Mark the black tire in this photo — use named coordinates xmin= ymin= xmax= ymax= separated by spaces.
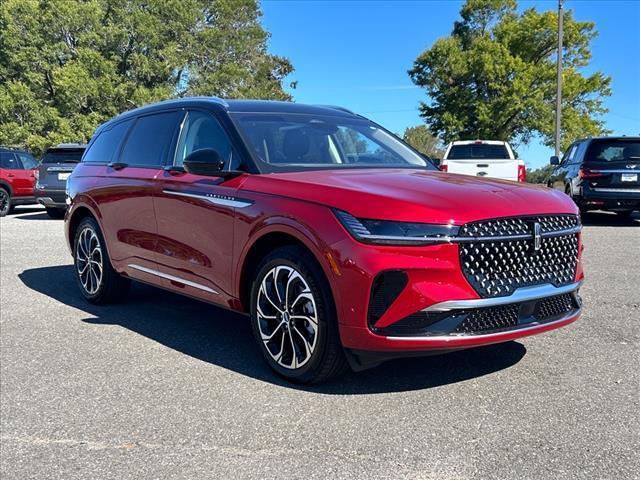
xmin=73 ymin=216 xmax=130 ymax=304
xmin=46 ymin=207 xmax=66 ymax=219
xmin=250 ymin=245 xmax=348 ymax=384
xmin=0 ymin=188 xmax=11 ymax=217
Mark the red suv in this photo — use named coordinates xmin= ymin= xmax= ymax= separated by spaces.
xmin=65 ymin=98 xmax=584 ymax=383
xmin=1 ymin=147 xmax=39 ymax=216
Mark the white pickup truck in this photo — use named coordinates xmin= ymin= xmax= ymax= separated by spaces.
xmin=440 ymin=140 xmax=526 ymax=182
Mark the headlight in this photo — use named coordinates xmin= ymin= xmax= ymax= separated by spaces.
xmin=334 ymin=210 xmax=459 ymax=246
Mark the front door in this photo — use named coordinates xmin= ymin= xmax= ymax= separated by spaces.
xmin=153 ymin=110 xmax=246 ymax=304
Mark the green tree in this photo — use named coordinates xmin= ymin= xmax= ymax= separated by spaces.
xmin=409 ymin=0 xmax=611 ymax=151
xmin=0 ymin=0 xmax=293 ymax=156
xmin=526 ymin=163 xmax=555 ymax=184
xmin=402 ymin=125 xmax=445 ymax=159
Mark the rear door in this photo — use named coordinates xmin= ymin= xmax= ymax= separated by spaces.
xmin=0 ymin=152 xmax=34 ymax=196
xmin=86 ymin=111 xmax=182 ymax=277
xmin=153 ymin=109 xmax=243 ymax=301
xmin=444 ymin=142 xmax=518 ymax=180
xmin=582 ymin=138 xmax=640 ymax=191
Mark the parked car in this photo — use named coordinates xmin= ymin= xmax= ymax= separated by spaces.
xmin=0 ymin=146 xmax=39 ymax=217
xmin=440 ymin=140 xmax=526 ymax=182
xmin=548 ymin=136 xmax=640 ymax=217
xmin=65 ymin=98 xmax=584 ymax=383
xmin=35 ymin=143 xmax=86 ymax=218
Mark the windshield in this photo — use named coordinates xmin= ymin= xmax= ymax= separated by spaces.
xmin=585 ymin=139 xmax=640 ymax=163
xmin=41 ymin=149 xmax=85 ymax=164
xmin=447 ymin=144 xmax=510 ymax=160
xmin=231 ymin=113 xmax=433 ymax=172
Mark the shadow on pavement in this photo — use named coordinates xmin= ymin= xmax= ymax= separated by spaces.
xmin=13 ymin=212 xmax=58 ymax=221
xmin=19 ymin=265 xmax=526 ymax=394
xmin=581 ymin=210 xmax=639 ymax=227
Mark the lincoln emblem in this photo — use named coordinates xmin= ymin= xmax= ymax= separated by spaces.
xmin=533 ymin=222 xmax=542 ymax=251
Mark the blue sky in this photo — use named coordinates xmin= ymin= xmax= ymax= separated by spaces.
xmin=260 ymin=0 xmax=640 ymax=169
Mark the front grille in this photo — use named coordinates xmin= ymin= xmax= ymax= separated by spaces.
xmin=453 ymin=293 xmax=578 ymax=335
xmin=534 ymin=293 xmax=575 ymax=320
xmin=459 ymin=215 xmax=579 ymax=298
xmin=454 ymin=304 xmax=520 ymax=334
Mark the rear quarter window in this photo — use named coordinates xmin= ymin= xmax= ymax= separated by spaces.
xmin=119 ymin=111 xmax=181 ymax=167
xmin=84 ymin=119 xmax=133 ymax=163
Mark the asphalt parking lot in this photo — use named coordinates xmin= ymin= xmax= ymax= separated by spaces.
xmin=1 ymin=207 xmax=638 ymax=480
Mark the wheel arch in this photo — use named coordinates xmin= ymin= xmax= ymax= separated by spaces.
xmin=0 ymin=180 xmax=13 ymax=196
xmin=236 ymin=224 xmax=336 ymax=314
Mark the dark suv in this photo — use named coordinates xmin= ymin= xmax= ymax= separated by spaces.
xmin=548 ymin=137 xmax=640 ymax=217
xmin=35 ymin=144 xmax=86 ymax=218
xmin=0 ymin=147 xmax=39 ymax=216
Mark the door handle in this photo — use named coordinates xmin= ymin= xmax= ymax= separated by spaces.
xmin=7 ymin=173 xmax=14 ymax=177
xmin=163 ymin=165 xmax=186 ymax=176
xmin=107 ymin=162 xmax=128 ymax=170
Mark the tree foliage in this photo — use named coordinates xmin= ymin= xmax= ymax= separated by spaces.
xmin=0 ymin=0 xmax=293 ymax=155
xmin=409 ymin=0 xmax=611 ymax=151
xmin=526 ymin=163 xmax=555 ymax=184
xmin=402 ymin=125 xmax=445 ymax=159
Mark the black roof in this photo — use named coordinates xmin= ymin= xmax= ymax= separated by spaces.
xmin=101 ymin=97 xmax=360 ymax=132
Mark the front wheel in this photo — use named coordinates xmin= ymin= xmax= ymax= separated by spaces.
xmin=250 ymin=246 xmax=348 ymax=384
xmin=73 ymin=217 xmax=130 ymax=304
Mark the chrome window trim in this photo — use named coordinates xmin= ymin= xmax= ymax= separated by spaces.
xmin=422 ymin=281 xmax=582 ymax=313
xmin=128 ymin=264 xmax=218 ymax=294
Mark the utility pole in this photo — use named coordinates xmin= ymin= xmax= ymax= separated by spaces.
xmin=555 ymin=0 xmax=564 ymax=157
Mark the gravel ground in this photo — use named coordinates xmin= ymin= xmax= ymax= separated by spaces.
xmin=1 ymin=207 xmax=638 ymax=480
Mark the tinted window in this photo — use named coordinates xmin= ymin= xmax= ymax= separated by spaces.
xmin=0 ymin=152 xmax=20 ymax=169
xmin=41 ymin=149 xmax=85 ymax=164
xmin=120 ymin=112 xmax=180 ymax=167
xmin=447 ymin=144 xmax=510 ymax=160
xmin=585 ymin=139 xmax=640 ymax=163
xmin=84 ymin=120 xmax=132 ymax=163
xmin=17 ymin=153 xmax=38 ymax=169
xmin=174 ymin=111 xmax=231 ymax=167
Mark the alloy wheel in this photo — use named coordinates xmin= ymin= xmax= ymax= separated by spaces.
xmin=0 ymin=190 xmax=9 ymax=215
xmin=76 ymin=226 xmax=103 ymax=295
xmin=256 ymin=265 xmax=318 ymax=369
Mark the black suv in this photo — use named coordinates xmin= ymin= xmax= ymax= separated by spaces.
xmin=35 ymin=144 xmax=86 ymax=218
xmin=548 ymin=137 xmax=640 ymax=217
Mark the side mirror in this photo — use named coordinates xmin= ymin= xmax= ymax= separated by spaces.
xmin=550 ymin=155 xmax=560 ymax=166
xmin=183 ymin=148 xmax=225 ymax=176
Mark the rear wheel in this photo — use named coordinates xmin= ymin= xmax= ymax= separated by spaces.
xmin=0 ymin=188 xmax=11 ymax=217
xmin=73 ymin=217 xmax=130 ymax=304
xmin=250 ymin=246 xmax=348 ymax=384
xmin=46 ymin=207 xmax=66 ymax=219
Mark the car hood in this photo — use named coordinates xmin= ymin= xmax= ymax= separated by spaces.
xmin=239 ymin=169 xmax=578 ymax=225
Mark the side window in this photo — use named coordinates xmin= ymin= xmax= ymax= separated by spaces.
xmin=174 ymin=111 xmax=232 ymax=167
xmin=0 ymin=152 xmax=20 ymax=170
xmin=84 ymin=120 xmax=133 ymax=163
xmin=17 ymin=153 xmax=38 ymax=169
xmin=120 ymin=111 xmax=181 ymax=167
xmin=572 ymin=142 xmax=587 ymax=164
xmin=560 ymin=144 xmax=576 ymax=166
